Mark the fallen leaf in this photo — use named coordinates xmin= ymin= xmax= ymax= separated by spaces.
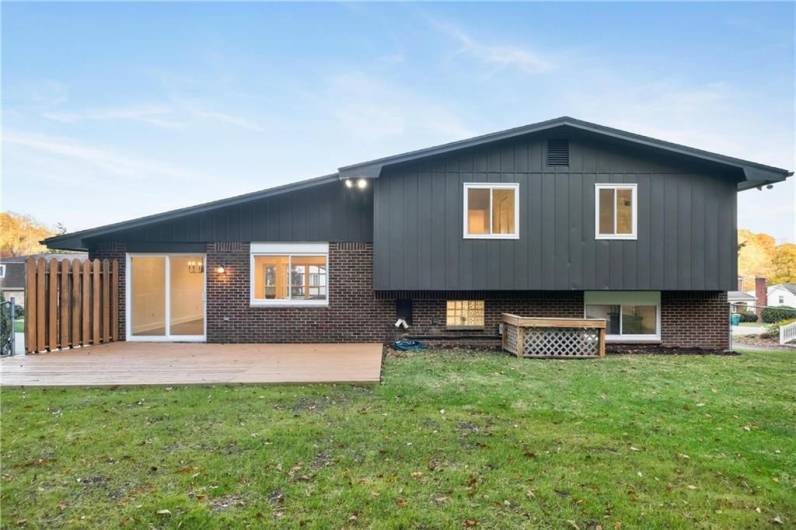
xmin=464 ymin=519 xmax=479 ymax=527
xmin=772 ymin=516 xmax=784 ymax=525
xmin=156 ymin=509 xmax=171 ymax=516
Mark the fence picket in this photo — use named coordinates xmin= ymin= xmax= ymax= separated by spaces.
xmin=92 ymin=259 xmax=101 ymax=344
xmin=36 ymin=259 xmax=46 ymax=350
xmin=60 ymin=260 xmax=70 ymax=348
xmin=25 ymin=258 xmax=37 ymax=353
xmin=24 ymin=257 xmax=119 ymax=354
xmin=48 ymin=259 xmax=58 ymax=351
xmin=102 ymin=259 xmax=110 ymax=342
xmin=71 ymin=258 xmax=82 ymax=346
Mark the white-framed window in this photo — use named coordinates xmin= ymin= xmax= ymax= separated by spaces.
xmin=463 ymin=183 xmax=519 ymax=239
xmin=250 ymin=243 xmax=329 ymax=307
xmin=595 ymin=183 xmax=637 ymax=240
xmin=0 ymin=264 xmax=5 ymax=279
xmin=446 ymin=300 xmax=485 ymax=328
xmin=584 ymin=291 xmax=660 ymax=342
xmin=780 ymin=295 xmax=785 ymax=305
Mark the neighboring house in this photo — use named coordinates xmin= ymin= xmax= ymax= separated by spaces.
xmin=0 ymin=253 xmax=88 ymax=308
xmin=768 ymin=284 xmax=796 ymax=308
xmin=727 ymin=291 xmax=756 ymax=313
xmin=44 ymin=117 xmax=793 ymax=351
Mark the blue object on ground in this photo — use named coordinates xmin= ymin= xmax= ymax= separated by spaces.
xmin=393 ymin=339 xmax=426 ymax=351
xmin=730 ymin=313 xmax=741 ymax=327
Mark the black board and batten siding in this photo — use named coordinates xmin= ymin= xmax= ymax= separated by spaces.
xmin=88 ymin=182 xmax=372 ymax=250
xmin=373 ymin=134 xmax=738 ymax=292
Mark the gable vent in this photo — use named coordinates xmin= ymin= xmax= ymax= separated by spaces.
xmin=546 ymin=139 xmax=569 ymax=166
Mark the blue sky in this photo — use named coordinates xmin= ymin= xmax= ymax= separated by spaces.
xmin=2 ymin=2 xmax=794 ymax=242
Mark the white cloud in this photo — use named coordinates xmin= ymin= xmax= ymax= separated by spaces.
xmin=3 ymin=130 xmax=201 ymax=182
xmin=429 ymin=18 xmax=552 ymax=75
xmin=41 ymin=102 xmax=264 ymax=132
xmin=322 ymin=72 xmax=474 ymax=144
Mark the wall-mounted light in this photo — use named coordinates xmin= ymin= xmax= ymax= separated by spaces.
xmin=344 ymin=179 xmax=354 ymax=188
xmin=215 ymin=266 xmax=226 ymax=274
xmin=187 ymin=260 xmax=204 ymax=274
xmin=356 ymin=178 xmax=367 ymax=189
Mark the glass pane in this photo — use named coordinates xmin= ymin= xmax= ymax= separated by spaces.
xmin=492 ymin=188 xmax=516 ymax=235
xmin=169 ymin=256 xmax=204 ymax=336
xmin=622 ymin=305 xmax=657 ymax=335
xmin=130 ymin=257 xmax=166 ymax=336
xmin=446 ymin=300 xmax=485 ymax=328
xmin=467 ymin=188 xmax=490 ymax=234
xmin=253 ymin=256 xmax=289 ymax=300
xmin=616 ymin=188 xmax=633 ymax=234
xmin=598 ymin=188 xmax=615 ymax=235
xmin=290 ymin=256 xmax=327 ymax=300
xmin=585 ymin=304 xmax=620 ymax=334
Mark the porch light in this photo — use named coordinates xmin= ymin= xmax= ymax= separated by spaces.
xmin=215 ymin=266 xmax=225 ymax=274
xmin=356 ymin=178 xmax=367 ymax=189
xmin=344 ymin=179 xmax=353 ymax=188
xmin=187 ymin=260 xmax=204 ymax=274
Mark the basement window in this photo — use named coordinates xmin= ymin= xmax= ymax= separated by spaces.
xmin=584 ymin=291 xmax=660 ymax=342
xmin=463 ymin=183 xmax=519 ymax=239
xmin=446 ymin=300 xmax=485 ymax=329
xmin=595 ymin=183 xmax=637 ymax=240
xmin=250 ymin=243 xmax=329 ymax=306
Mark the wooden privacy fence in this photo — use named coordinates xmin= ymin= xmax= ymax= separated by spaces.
xmin=25 ymin=257 xmax=119 ymax=354
xmin=502 ymin=314 xmax=606 ymax=358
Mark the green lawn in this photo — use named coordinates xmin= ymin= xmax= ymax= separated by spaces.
xmin=14 ymin=319 xmax=24 ymax=333
xmin=2 ymin=349 xmax=794 ymax=529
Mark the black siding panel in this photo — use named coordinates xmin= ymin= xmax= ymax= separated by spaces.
xmin=374 ymin=134 xmax=738 ymax=291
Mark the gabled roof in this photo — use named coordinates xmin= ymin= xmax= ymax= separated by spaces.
xmin=45 ymin=116 xmax=792 ymax=250
xmin=769 ymin=284 xmax=796 ymax=296
xmin=338 ymin=116 xmax=792 ymax=190
xmin=727 ymin=290 xmax=756 ymax=302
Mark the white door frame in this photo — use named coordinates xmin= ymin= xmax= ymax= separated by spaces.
xmin=125 ymin=253 xmax=207 ymax=342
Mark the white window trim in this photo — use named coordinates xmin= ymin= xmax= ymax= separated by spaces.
xmin=0 ymin=264 xmax=5 ymax=279
xmin=125 ymin=253 xmax=207 ymax=343
xmin=250 ymin=242 xmax=330 ymax=307
xmin=463 ymin=183 xmax=520 ymax=240
xmin=584 ymin=291 xmax=660 ymax=343
xmin=595 ymin=183 xmax=638 ymax=240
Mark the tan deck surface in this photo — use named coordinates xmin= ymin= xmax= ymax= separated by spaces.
xmin=0 ymin=342 xmax=384 ymax=387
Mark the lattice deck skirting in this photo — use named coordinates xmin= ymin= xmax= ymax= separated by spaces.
xmin=502 ymin=314 xmax=606 ymax=358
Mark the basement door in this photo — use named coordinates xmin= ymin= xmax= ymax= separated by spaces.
xmin=126 ymin=254 xmax=206 ymax=342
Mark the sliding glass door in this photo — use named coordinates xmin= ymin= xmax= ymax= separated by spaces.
xmin=128 ymin=254 xmax=205 ymax=341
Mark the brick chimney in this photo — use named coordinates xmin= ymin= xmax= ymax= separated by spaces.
xmin=755 ymin=277 xmax=768 ymax=318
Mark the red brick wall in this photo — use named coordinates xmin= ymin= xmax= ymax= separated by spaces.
xmin=91 ymin=240 xmax=730 ymax=350
xmin=660 ymin=291 xmax=729 ymax=349
xmin=408 ymin=294 xmax=584 ymax=336
xmin=206 ymin=242 xmax=395 ymax=343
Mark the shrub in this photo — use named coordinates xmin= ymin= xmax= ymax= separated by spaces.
xmin=737 ymin=311 xmax=758 ymax=323
xmin=761 ymin=306 xmax=796 ymax=324
xmin=13 ymin=305 xmax=24 ymax=320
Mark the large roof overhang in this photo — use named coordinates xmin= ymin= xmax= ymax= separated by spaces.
xmin=337 ymin=116 xmax=792 ymax=191
xmin=46 ymin=116 xmax=791 ymax=251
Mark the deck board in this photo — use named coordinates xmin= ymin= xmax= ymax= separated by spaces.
xmin=0 ymin=342 xmax=384 ymax=386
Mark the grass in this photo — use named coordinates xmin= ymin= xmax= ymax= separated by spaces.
xmin=1 ymin=349 xmax=794 ymax=529
xmin=14 ymin=319 xmax=24 ymax=333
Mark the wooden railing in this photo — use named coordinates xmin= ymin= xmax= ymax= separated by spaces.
xmin=24 ymin=257 xmax=119 ymax=354
xmin=502 ymin=314 xmax=606 ymax=358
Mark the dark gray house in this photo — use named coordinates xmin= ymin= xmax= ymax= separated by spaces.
xmin=44 ymin=117 xmax=792 ymax=350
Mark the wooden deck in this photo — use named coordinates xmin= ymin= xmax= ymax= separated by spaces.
xmin=0 ymin=342 xmax=384 ymax=387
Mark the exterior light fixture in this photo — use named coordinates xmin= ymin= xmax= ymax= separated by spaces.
xmin=187 ymin=260 xmax=204 ymax=274
xmin=356 ymin=178 xmax=368 ymax=189
xmin=344 ymin=179 xmax=353 ymax=188
xmin=215 ymin=266 xmax=225 ymax=274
